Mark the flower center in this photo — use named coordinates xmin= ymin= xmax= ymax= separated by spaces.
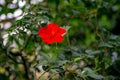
xmin=51 ymin=31 xmax=55 ymax=35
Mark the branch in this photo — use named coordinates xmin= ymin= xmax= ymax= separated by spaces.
xmin=6 ymin=34 xmax=32 ymax=79
xmin=21 ymin=54 xmax=30 ymax=79
xmin=20 ymin=34 xmax=32 ymax=79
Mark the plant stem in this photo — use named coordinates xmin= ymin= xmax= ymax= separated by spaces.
xmin=21 ymin=54 xmax=30 ymax=79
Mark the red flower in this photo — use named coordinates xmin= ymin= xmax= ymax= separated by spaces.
xmin=38 ymin=23 xmax=66 ymax=44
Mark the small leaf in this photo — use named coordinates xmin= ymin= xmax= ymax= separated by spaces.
xmin=74 ymin=57 xmax=82 ymax=62
xmin=63 ymin=26 xmax=71 ymax=31
xmin=83 ymin=67 xmax=104 ymax=79
xmin=85 ymin=49 xmax=101 ymax=55
xmin=58 ymin=60 xmax=67 ymax=66
xmin=99 ymin=42 xmax=113 ymax=48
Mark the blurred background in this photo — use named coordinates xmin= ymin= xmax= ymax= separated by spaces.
xmin=0 ymin=0 xmax=120 ymax=80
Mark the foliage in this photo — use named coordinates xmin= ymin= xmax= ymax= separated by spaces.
xmin=0 ymin=0 xmax=120 ymax=80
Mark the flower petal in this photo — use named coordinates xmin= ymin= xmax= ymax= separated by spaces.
xmin=42 ymin=38 xmax=54 ymax=44
xmin=58 ymin=28 xmax=66 ymax=34
xmin=47 ymin=23 xmax=59 ymax=32
xmin=54 ymin=35 xmax=64 ymax=42
xmin=38 ymin=27 xmax=47 ymax=37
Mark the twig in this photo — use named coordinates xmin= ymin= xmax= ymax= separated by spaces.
xmin=21 ymin=54 xmax=30 ymax=79
xmin=38 ymin=71 xmax=47 ymax=80
xmin=20 ymin=34 xmax=32 ymax=79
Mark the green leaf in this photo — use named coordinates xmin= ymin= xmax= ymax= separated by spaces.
xmin=74 ymin=57 xmax=82 ymax=62
xmin=99 ymin=42 xmax=113 ymax=48
xmin=84 ymin=67 xmax=104 ymax=79
xmin=85 ymin=49 xmax=102 ymax=55
xmin=58 ymin=60 xmax=68 ymax=66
